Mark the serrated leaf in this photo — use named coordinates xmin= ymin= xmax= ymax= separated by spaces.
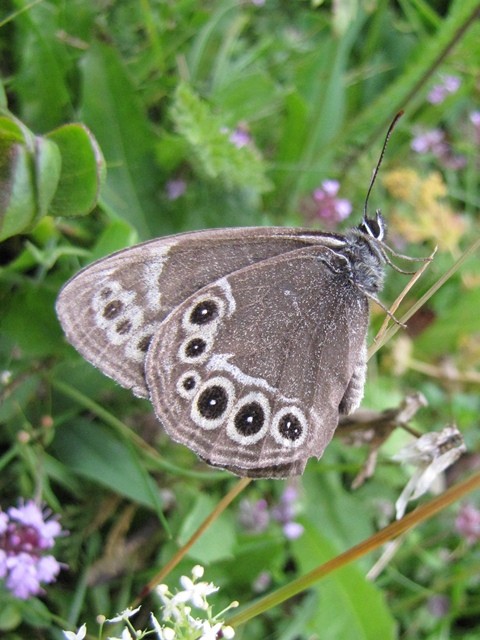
xmin=171 ymin=82 xmax=272 ymax=193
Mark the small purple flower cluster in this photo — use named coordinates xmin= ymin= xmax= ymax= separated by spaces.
xmin=0 ymin=500 xmax=64 ymax=599
xmin=302 ymin=180 xmax=352 ymax=228
xmin=455 ymin=503 xmax=480 ymax=545
xmin=427 ymin=75 xmax=461 ymax=105
xmin=238 ymin=484 xmax=304 ymax=540
xmin=228 ymin=126 xmax=252 ymax=149
xmin=165 ymin=178 xmax=187 ymax=201
xmin=411 ymin=128 xmax=466 ymax=170
xmin=470 ymin=111 xmax=480 ymax=144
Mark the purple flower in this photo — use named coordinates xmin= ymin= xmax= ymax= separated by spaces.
xmin=470 ymin=111 xmax=480 ymax=144
xmin=411 ymin=128 xmax=446 ymax=155
xmin=427 ymin=75 xmax=461 ymax=104
xmin=229 ymin=126 xmax=252 ymax=149
xmin=455 ymin=503 xmax=480 ymax=545
xmin=252 ymin=571 xmax=271 ymax=593
xmin=165 ymin=179 xmax=187 ymax=201
xmin=0 ymin=500 xmax=65 ymax=599
xmin=271 ymin=485 xmax=304 ymax=540
xmin=220 ymin=124 xmax=253 ymax=149
xmin=427 ymin=594 xmax=450 ymax=618
xmin=470 ymin=110 xmax=480 ymax=128
xmin=411 ymin=128 xmax=466 ymax=170
xmin=306 ymin=180 xmax=352 ymax=227
xmin=237 ymin=498 xmax=270 ymax=534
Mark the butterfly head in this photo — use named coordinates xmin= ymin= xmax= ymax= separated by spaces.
xmin=358 ymin=210 xmax=387 ymax=242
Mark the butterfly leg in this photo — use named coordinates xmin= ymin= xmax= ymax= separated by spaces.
xmin=338 ymin=344 xmax=367 ymax=415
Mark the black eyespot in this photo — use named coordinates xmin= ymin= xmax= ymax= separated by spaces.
xmin=103 ymin=300 xmax=123 ymax=319
xmin=278 ymin=413 xmax=303 ymax=441
xmin=185 ymin=337 xmax=207 ymax=358
xmin=182 ymin=376 xmax=196 ymax=391
xmin=116 ymin=319 xmax=132 ymax=334
xmin=189 ymin=300 xmax=219 ymax=326
xmin=197 ymin=385 xmax=229 ymax=420
xmin=137 ymin=334 xmax=152 ymax=352
xmin=100 ymin=287 xmax=112 ymax=299
xmin=234 ymin=402 xmax=265 ymax=436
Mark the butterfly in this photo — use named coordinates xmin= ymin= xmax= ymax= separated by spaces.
xmin=56 ymin=114 xmax=414 ymax=478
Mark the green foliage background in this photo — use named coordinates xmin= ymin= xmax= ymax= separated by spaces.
xmin=0 ymin=1 xmax=479 ymax=638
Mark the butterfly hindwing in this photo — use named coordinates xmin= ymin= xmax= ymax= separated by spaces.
xmin=56 ymin=227 xmax=344 ymax=398
xmin=145 ymin=245 xmax=370 ymax=477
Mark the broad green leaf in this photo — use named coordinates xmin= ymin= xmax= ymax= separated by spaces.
xmin=79 ymin=42 xmax=161 ymax=238
xmin=46 ymin=123 xmax=105 ymax=217
xmin=1 ymin=281 xmax=60 ymax=357
xmin=34 ymin=135 xmax=62 ymax=219
xmin=0 ymin=137 xmax=36 ymax=241
xmin=52 ymin=419 xmax=163 ymax=511
xmin=0 ymin=602 xmax=22 ymax=632
xmin=291 ymin=521 xmax=397 ymax=640
xmin=89 ymin=218 xmax=138 ymax=262
xmin=178 ymin=493 xmax=236 ymax=564
xmin=220 ymin=534 xmax=285 ymax=588
xmin=12 ymin=1 xmax=72 ymax=131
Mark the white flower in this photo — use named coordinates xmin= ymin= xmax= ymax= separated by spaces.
xmin=150 ymin=613 xmax=176 ymax=640
xmin=0 ymin=370 xmax=12 ymax=385
xmin=106 ymin=605 xmax=142 ymax=623
xmin=155 ymin=586 xmax=182 ymax=621
xmin=63 ymin=623 xmax=87 ymax=640
xmin=198 ymin=621 xmax=224 ymax=640
xmin=172 ymin=575 xmax=219 ymax=610
xmin=191 ymin=564 xmax=204 ymax=579
xmin=393 ymin=425 xmax=466 ymax=519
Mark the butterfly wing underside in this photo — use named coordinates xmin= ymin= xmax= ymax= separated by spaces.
xmin=146 ymin=246 xmax=370 ymax=478
xmin=55 ymin=228 xmax=339 ymax=398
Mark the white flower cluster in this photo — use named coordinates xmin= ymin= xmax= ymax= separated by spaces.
xmin=63 ymin=565 xmax=237 ymax=640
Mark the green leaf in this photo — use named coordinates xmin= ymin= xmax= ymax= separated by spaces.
xmin=178 ymin=493 xmax=236 ymax=564
xmin=52 ymin=419 xmax=163 ymax=511
xmin=34 ymin=134 xmax=62 ymax=218
xmin=89 ymin=218 xmax=138 ymax=262
xmin=0 ymin=79 xmax=7 ymax=110
xmin=46 ymin=123 xmax=105 ymax=217
xmin=0 ymin=137 xmax=36 ymax=241
xmin=291 ymin=521 xmax=397 ymax=640
xmin=171 ymin=82 xmax=272 ymax=194
xmin=79 ymin=41 xmax=161 ymax=238
xmin=0 ymin=602 xmax=22 ymax=632
xmin=0 ymin=281 xmax=61 ymax=357
xmin=0 ymin=115 xmax=40 ymax=240
xmin=414 ymin=284 xmax=480 ymax=358
xmin=11 ymin=1 xmax=72 ymax=131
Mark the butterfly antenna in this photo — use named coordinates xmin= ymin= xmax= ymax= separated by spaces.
xmin=362 ymin=110 xmax=404 ymax=223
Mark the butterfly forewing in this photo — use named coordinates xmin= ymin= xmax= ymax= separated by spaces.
xmin=145 ymin=245 xmax=370 ymax=478
xmin=56 ymin=227 xmax=346 ymax=398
